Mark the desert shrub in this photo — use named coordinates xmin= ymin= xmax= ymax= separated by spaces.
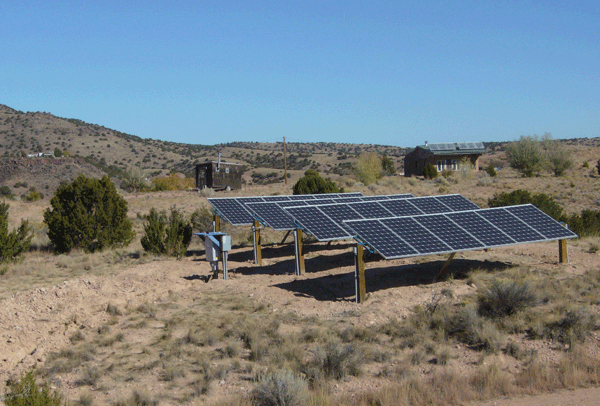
xmin=477 ymin=279 xmax=538 ymax=319
xmin=141 ymin=207 xmax=193 ymax=258
xmin=597 ymin=159 xmax=600 ymax=176
xmin=190 ymin=205 xmax=214 ymax=233
xmin=505 ymin=134 xmax=546 ymax=177
xmin=486 ymin=164 xmax=497 ymax=177
xmin=0 ymin=185 xmax=13 ymax=197
xmin=121 ymin=167 xmax=151 ymax=192
xmin=307 ymin=342 xmax=364 ymax=380
xmin=0 ymin=202 xmax=33 ymax=263
xmin=114 ymin=390 xmax=157 ymax=406
xmin=22 ymin=187 xmax=43 ymax=202
xmin=488 ymin=190 xmax=566 ymax=222
xmin=582 ymin=161 xmax=589 ymax=168
xmin=151 ymin=173 xmax=194 ymax=191
xmin=4 ymin=371 xmax=63 ymax=406
xmin=567 ymin=210 xmax=600 ymax=237
xmin=546 ymin=307 xmax=596 ymax=345
xmin=292 ymin=170 xmax=341 ymax=195
xmin=44 ymin=175 xmax=134 ymax=253
xmin=541 ymin=135 xmax=574 ymax=176
xmin=441 ymin=305 xmax=503 ymax=353
xmin=423 ymin=163 xmax=438 ymax=179
xmin=252 ymin=370 xmax=308 ymax=406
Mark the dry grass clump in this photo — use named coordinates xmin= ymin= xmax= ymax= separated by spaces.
xmin=252 ymin=369 xmax=309 ymax=406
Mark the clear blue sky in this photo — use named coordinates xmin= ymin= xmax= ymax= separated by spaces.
xmin=1 ymin=1 xmax=598 ymax=147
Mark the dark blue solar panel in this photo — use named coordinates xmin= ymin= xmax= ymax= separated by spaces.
xmin=208 ymin=198 xmax=254 ymax=225
xmin=346 ymin=220 xmax=417 ymax=258
xmin=348 ymin=202 xmax=394 ymax=219
xmin=290 ymin=194 xmax=314 ymax=200
xmin=333 ymin=197 xmax=363 ymax=203
xmin=278 ymin=200 xmax=307 ymax=207
xmin=263 ymin=196 xmax=291 ymax=202
xmin=318 ymin=204 xmax=363 ymax=224
xmin=247 ymin=202 xmax=295 ymax=230
xmin=379 ymin=199 xmax=423 ymax=216
xmin=312 ymin=199 xmax=336 ymax=205
xmin=505 ymin=205 xmax=577 ymax=239
xmin=435 ymin=195 xmax=480 ymax=211
xmin=446 ymin=211 xmax=515 ymax=246
xmin=284 ymin=206 xmax=350 ymax=241
xmin=382 ymin=217 xmax=452 ymax=254
xmin=415 ymin=215 xmax=484 ymax=251
xmin=478 ymin=208 xmax=545 ymax=243
xmin=409 ymin=197 xmax=453 ymax=214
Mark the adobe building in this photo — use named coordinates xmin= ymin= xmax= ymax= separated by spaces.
xmin=404 ymin=142 xmax=486 ymax=177
xmin=195 ymin=156 xmax=244 ymax=190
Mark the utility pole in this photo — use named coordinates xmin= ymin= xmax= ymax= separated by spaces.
xmin=283 ymin=137 xmax=288 ymax=185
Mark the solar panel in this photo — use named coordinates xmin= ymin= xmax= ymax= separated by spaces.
xmin=409 ymin=196 xmax=454 ymax=214
xmin=348 ymin=201 xmax=394 ymax=219
xmin=332 ymin=197 xmax=363 ymax=203
xmin=285 ymin=206 xmax=351 ymax=241
xmin=478 ymin=208 xmax=544 ymax=243
xmin=263 ymin=196 xmax=291 ymax=202
xmin=246 ymin=202 xmax=296 ymax=230
xmin=207 ymin=198 xmax=255 ymax=225
xmin=379 ymin=199 xmax=424 ymax=216
xmin=457 ymin=142 xmax=468 ymax=150
xmin=318 ymin=204 xmax=363 ymax=224
xmin=435 ymin=194 xmax=480 ymax=211
xmin=505 ymin=205 xmax=574 ymax=239
xmin=344 ymin=205 xmax=577 ymax=260
xmin=290 ymin=194 xmax=314 ymax=200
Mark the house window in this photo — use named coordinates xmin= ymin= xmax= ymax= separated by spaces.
xmin=451 ymin=159 xmax=458 ymax=170
xmin=437 ymin=160 xmax=444 ymax=171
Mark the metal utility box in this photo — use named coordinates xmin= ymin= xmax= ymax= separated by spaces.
xmin=195 ymin=159 xmax=244 ymax=191
xmin=205 ymin=236 xmax=219 ymax=261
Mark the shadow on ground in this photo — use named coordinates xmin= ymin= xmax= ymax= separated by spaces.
xmin=273 ymin=258 xmax=513 ymax=302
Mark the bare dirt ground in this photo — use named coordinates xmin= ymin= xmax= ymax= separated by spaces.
xmin=1 ymin=234 xmax=599 ymax=405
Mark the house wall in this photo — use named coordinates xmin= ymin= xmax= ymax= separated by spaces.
xmin=195 ymin=163 xmax=244 ymax=190
xmin=404 ymin=149 xmax=481 ymax=177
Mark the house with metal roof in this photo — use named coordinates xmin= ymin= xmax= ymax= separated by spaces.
xmin=403 ymin=142 xmax=486 ymax=177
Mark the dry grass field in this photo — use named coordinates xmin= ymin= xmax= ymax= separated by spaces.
xmin=1 ymin=143 xmax=600 ymax=405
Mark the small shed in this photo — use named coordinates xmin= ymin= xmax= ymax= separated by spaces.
xmin=195 ymin=159 xmax=244 ymax=190
xmin=404 ymin=142 xmax=486 ymax=177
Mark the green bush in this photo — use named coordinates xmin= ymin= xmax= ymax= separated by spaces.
xmin=597 ymin=160 xmax=600 ymax=176
xmin=4 ymin=371 xmax=63 ymax=406
xmin=0 ymin=202 xmax=32 ymax=263
xmin=23 ymin=187 xmax=43 ymax=202
xmin=488 ymin=190 xmax=566 ymax=222
xmin=567 ymin=210 xmax=600 ymax=237
xmin=486 ymin=164 xmax=497 ymax=177
xmin=43 ymin=175 xmax=134 ymax=253
xmin=0 ymin=185 xmax=13 ymax=197
xmin=190 ymin=206 xmax=214 ymax=234
xmin=293 ymin=171 xmax=341 ymax=195
xmin=141 ymin=207 xmax=193 ymax=258
xmin=423 ymin=163 xmax=438 ymax=179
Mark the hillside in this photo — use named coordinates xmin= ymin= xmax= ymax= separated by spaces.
xmin=0 ymin=105 xmax=410 ymax=190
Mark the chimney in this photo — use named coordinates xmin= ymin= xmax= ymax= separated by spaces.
xmin=425 ymin=141 xmax=428 ymax=146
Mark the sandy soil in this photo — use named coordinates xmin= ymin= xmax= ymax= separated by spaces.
xmin=1 ymin=233 xmax=599 ymax=404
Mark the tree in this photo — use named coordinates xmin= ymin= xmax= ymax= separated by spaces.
xmin=0 ymin=202 xmax=32 ymax=262
xmin=354 ymin=152 xmax=383 ymax=185
xmin=381 ymin=155 xmax=396 ymax=176
xmin=43 ymin=175 xmax=134 ymax=253
xmin=596 ymin=159 xmax=600 ymax=176
xmin=423 ymin=163 xmax=438 ymax=179
xmin=141 ymin=207 xmax=193 ymax=258
xmin=53 ymin=148 xmax=63 ymax=157
xmin=293 ymin=170 xmax=341 ymax=195
xmin=541 ymin=134 xmax=573 ymax=176
xmin=505 ymin=135 xmax=546 ymax=177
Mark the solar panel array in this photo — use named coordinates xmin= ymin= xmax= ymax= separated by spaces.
xmin=247 ymin=194 xmax=414 ymax=231
xmin=344 ymin=204 xmax=577 ymax=259
xmin=207 ymin=193 xmax=365 ymax=226
xmin=283 ymin=194 xmax=479 ymax=241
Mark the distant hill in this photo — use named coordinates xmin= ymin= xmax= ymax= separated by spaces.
xmin=0 ymin=104 xmax=412 ymax=190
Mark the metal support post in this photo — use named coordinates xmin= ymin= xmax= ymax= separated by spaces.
xmin=213 ymin=215 xmax=221 ymax=232
xmin=222 ymin=251 xmax=228 ymax=280
xmin=297 ymin=228 xmax=305 ymax=275
xmin=559 ymin=223 xmax=569 ymax=264
xmin=253 ymin=220 xmax=262 ymax=265
xmin=355 ymin=244 xmax=366 ymax=304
